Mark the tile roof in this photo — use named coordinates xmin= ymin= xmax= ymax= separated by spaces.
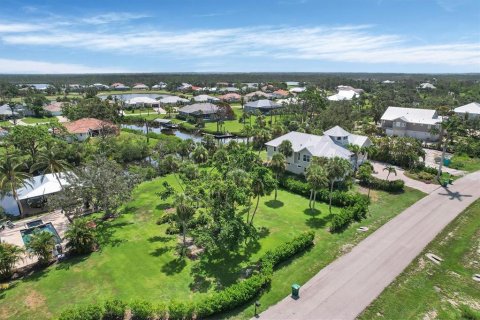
xmin=63 ymin=118 xmax=116 ymax=134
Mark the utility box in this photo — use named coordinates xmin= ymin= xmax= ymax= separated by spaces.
xmin=291 ymin=284 xmax=300 ymax=298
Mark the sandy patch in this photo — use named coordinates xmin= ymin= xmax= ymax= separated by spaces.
xmin=423 ymin=310 xmax=437 ymax=320
xmin=24 ymin=290 xmax=46 ymax=310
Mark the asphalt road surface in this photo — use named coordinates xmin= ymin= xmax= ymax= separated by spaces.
xmin=258 ymin=171 xmax=480 ymax=320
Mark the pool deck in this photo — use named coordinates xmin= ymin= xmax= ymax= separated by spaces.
xmin=0 ymin=211 xmax=69 ymax=268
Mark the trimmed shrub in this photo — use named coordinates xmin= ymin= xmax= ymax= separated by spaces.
xmin=330 ymin=209 xmax=353 ymax=233
xmin=58 ymin=304 xmax=103 ymax=320
xmin=261 ymin=231 xmax=315 ymax=266
xmin=360 ymin=176 xmax=404 ymax=193
xmin=103 ymin=300 xmax=126 ymax=320
xmin=130 ymin=300 xmax=157 ymax=320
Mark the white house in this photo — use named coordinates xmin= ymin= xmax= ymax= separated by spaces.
xmin=328 ymin=85 xmax=364 ymax=101
xmin=418 ymin=82 xmax=436 ymax=90
xmin=289 ymin=87 xmax=306 ymax=93
xmin=454 ymin=102 xmax=480 ymax=119
xmin=193 ymin=95 xmax=220 ymax=103
xmin=380 ymin=106 xmax=442 ymax=141
xmin=158 ymin=96 xmax=189 ymax=105
xmin=265 ymin=126 xmax=371 ymax=175
xmin=125 ymin=96 xmax=160 ymax=108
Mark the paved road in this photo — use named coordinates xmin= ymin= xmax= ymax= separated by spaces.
xmin=259 ymin=171 xmax=480 ymax=320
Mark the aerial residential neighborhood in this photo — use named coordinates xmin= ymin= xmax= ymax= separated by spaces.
xmin=0 ymin=1 xmax=479 ymax=320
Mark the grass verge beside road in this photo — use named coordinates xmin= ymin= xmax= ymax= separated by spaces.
xmin=360 ymin=199 xmax=480 ymax=320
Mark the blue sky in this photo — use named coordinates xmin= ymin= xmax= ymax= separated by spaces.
xmin=0 ymin=0 xmax=479 ymax=73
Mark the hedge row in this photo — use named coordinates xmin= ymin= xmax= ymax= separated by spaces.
xmin=330 ymin=202 xmax=368 ymax=233
xmin=280 ymin=177 xmax=368 ymax=208
xmin=58 ymin=231 xmax=315 ymax=320
xmin=360 ymin=176 xmax=405 ymax=193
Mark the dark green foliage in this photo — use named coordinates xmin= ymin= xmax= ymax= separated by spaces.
xmin=460 ymin=305 xmax=480 ymax=320
xmin=280 ymin=176 xmax=368 ymax=207
xmin=58 ymin=304 xmax=103 ymax=320
xmin=103 ymin=300 xmax=126 ymax=320
xmin=130 ymin=300 xmax=157 ymax=320
xmin=359 ymin=176 xmax=405 ymax=192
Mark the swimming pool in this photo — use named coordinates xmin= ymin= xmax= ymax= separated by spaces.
xmin=20 ymin=223 xmax=62 ymax=246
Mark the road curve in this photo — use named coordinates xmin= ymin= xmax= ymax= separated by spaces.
xmin=258 ymin=171 xmax=480 ymax=320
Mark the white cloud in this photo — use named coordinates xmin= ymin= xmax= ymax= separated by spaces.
xmin=82 ymin=12 xmax=151 ymax=25
xmin=0 ymin=23 xmax=44 ymax=33
xmin=0 ymin=58 xmax=126 ymax=74
xmin=1 ymin=22 xmax=479 ymax=68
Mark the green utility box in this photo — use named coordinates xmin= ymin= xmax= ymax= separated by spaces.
xmin=443 ymin=158 xmax=451 ymax=166
xmin=291 ymin=284 xmax=300 ymax=298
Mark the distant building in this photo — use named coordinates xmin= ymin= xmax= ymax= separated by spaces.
xmin=244 ymin=99 xmax=282 ymax=113
xmin=178 ymin=103 xmax=219 ymax=121
xmin=418 ymin=83 xmax=436 ymax=90
xmin=193 ymin=95 xmax=220 ymax=103
xmin=328 ymin=85 xmax=364 ymax=101
xmin=158 ymin=96 xmax=189 ymax=105
xmin=219 ymin=93 xmax=242 ymax=102
xmin=0 ymin=104 xmax=23 ymax=119
xmin=125 ymin=97 xmax=160 ymax=108
xmin=245 ymin=91 xmax=272 ymax=101
xmin=272 ymin=89 xmax=290 ymax=99
xmin=454 ymin=102 xmax=480 ymax=119
xmin=289 ymin=87 xmax=306 ymax=93
xmin=380 ymin=107 xmax=442 ymax=141
xmin=43 ymin=102 xmax=64 ymax=116
xmin=266 ymin=126 xmax=371 ymax=174
xmin=63 ymin=118 xmax=118 ymax=142
xmin=132 ymin=83 xmax=149 ymax=90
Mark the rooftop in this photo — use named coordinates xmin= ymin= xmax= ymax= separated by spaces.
xmin=381 ymin=106 xmax=441 ymax=125
xmin=63 ymin=118 xmax=116 ymax=134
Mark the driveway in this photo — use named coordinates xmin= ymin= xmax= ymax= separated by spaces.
xmin=423 ymin=148 xmax=465 ymax=176
xmin=371 ymin=161 xmax=440 ymax=194
xmin=258 ymin=170 xmax=480 ymax=320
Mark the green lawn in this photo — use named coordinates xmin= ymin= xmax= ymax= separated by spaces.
xmin=449 ymin=154 xmax=480 ymax=172
xmin=360 ymin=199 xmax=480 ymax=320
xmin=22 ymin=117 xmax=58 ymax=124
xmin=0 ymin=177 xmax=425 ymax=320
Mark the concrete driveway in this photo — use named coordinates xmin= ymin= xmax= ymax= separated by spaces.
xmin=423 ymin=148 xmax=465 ymax=176
xmin=371 ymin=161 xmax=440 ymax=194
xmin=258 ymin=170 xmax=480 ymax=320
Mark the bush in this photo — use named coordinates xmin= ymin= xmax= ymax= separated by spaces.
xmin=168 ymin=300 xmax=194 ymax=320
xmin=261 ymin=231 xmax=315 ymax=266
xmin=58 ymin=304 xmax=103 ymax=320
xmin=103 ymin=300 xmax=126 ymax=320
xmin=130 ymin=300 xmax=157 ymax=320
xmin=360 ymin=176 xmax=404 ymax=193
xmin=330 ymin=209 xmax=353 ymax=233
xmin=280 ymin=177 xmax=368 ymax=207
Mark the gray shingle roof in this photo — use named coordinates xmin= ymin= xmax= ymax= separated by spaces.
xmin=179 ymin=103 xmax=219 ymax=115
xmin=245 ymin=99 xmax=279 ymax=109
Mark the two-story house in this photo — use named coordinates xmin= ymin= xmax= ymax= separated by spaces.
xmin=380 ymin=107 xmax=442 ymax=141
xmin=265 ymin=126 xmax=371 ymax=175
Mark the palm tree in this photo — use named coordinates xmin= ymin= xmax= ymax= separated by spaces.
xmin=249 ymin=167 xmax=275 ymax=225
xmin=30 ymin=146 xmax=73 ymax=188
xmin=358 ymin=163 xmax=373 ymax=200
xmin=383 ymin=165 xmax=397 ymax=181
xmin=278 ymin=140 xmax=294 ymax=158
xmin=431 ymin=116 xmax=462 ymax=181
xmin=240 ymin=124 xmax=254 ymax=146
xmin=306 ymin=164 xmax=328 ymax=209
xmin=325 ymin=157 xmax=352 ymax=214
xmin=269 ymin=153 xmax=286 ymax=201
xmin=191 ymin=145 xmax=209 ymax=164
xmin=0 ymin=154 xmax=32 ymax=217
xmin=0 ymin=242 xmax=24 ymax=280
xmin=174 ymin=193 xmax=196 ymax=255
xmin=26 ymin=230 xmax=55 ymax=265
xmin=347 ymin=144 xmax=361 ymax=172
xmin=65 ymin=218 xmax=98 ymax=254
xmin=7 ymin=103 xmax=17 ymax=126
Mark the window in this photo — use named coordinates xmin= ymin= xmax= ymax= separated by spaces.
xmin=343 ymin=136 xmax=348 ymax=140
xmin=297 ymin=153 xmax=300 ymax=160
xmin=303 ymin=155 xmax=311 ymax=162
xmin=336 ymin=137 xmax=341 ymax=141
xmin=273 ymin=147 xmax=276 ymax=152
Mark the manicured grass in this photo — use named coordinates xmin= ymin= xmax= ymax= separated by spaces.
xmin=0 ymin=177 xmax=425 ymax=320
xmin=449 ymin=154 xmax=480 ymax=172
xmin=360 ymin=199 xmax=480 ymax=320
xmin=22 ymin=117 xmax=58 ymax=124
xmin=0 ymin=120 xmax=11 ymax=127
